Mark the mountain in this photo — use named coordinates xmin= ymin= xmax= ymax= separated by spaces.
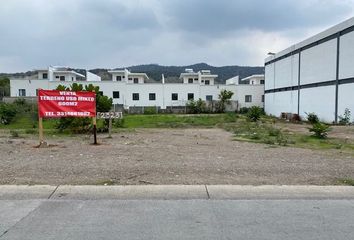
xmin=1 ymin=63 xmax=264 ymax=84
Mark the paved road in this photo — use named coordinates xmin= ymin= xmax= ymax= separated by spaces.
xmin=1 ymin=185 xmax=354 ymax=240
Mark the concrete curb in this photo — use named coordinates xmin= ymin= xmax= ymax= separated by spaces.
xmin=0 ymin=185 xmax=354 ymax=200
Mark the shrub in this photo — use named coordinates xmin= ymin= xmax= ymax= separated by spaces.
xmin=246 ymin=106 xmax=264 ymax=122
xmin=0 ymin=103 xmax=17 ymax=125
xmin=55 ymin=84 xmax=113 ymax=133
xmin=144 ymin=107 xmax=158 ymax=115
xmin=306 ymin=112 xmax=319 ymax=124
xmin=113 ymin=118 xmax=125 ymax=128
xmin=186 ymin=98 xmax=206 ymax=114
xmin=309 ymin=122 xmax=331 ymax=139
xmin=338 ymin=108 xmax=351 ymax=125
xmin=10 ymin=130 xmax=20 ymax=138
xmin=216 ymin=90 xmax=234 ymax=113
xmin=239 ymin=107 xmax=250 ymax=114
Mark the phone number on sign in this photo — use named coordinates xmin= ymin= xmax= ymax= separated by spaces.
xmin=44 ymin=112 xmax=92 ymax=117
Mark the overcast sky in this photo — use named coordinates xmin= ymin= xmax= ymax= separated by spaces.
xmin=0 ymin=0 xmax=353 ymax=72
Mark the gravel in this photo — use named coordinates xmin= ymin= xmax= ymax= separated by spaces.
xmin=0 ymin=128 xmax=353 ymax=185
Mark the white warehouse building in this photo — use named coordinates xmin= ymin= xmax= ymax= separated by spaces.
xmin=265 ymin=17 xmax=354 ymax=123
xmin=10 ymin=67 xmax=265 ymax=111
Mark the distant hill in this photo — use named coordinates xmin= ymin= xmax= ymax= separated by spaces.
xmin=1 ymin=63 xmax=264 ymax=84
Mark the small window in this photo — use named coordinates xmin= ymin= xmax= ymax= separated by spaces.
xmin=55 ymin=76 xmax=59 ymax=79
xmin=188 ymin=93 xmax=194 ymax=100
xmin=260 ymin=80 xmax=265 ymax=84
xmin=113 ymin=91 xmax=120 ymax=99
xmin=188 ymin=78 xmax=193 ymax=84
xmin=128 ymin=78 xmax=132 ymax=81
xmin=132 ymin=93 xmax=139 ymax=101
xmin=149 ymin=93 xmax=156 ymax=101
xmin=194 ymin=78 xmax=198 ymax=81
xmin=60 ymin=76 xmax=65 ymax=81
xmin=206 ymin=95 xmax=213 ymax=101
xmin=42 ymin=73 xmax=48 ymax=79
xmin=172 ymin=93 xmax=178 ymax=101
xmin=205 ymin=80 xmax=210 ymax=85
xmin=262 ymin=95 xmax=265 ymax=102
xmin=19 ymin=89 xmax=26 ymax=97
xmin=245 ymin=95 xmax=252 ymax=103
xmin=134 ymin=78 xmax=139 ymax=84
xmin=116 ymin=76 xmax=122 ymax=81
xmin=72 ymin=77 xmax=74 ymax=81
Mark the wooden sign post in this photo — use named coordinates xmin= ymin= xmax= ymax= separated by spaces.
xmin=97 ymin=112 xmax=123 ymax=138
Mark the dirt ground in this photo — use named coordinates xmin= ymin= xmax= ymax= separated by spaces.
xmin=276 ymin=122 xmax=354 ymax=140
xmin=0 ymin=128 xmax=353 ymax=185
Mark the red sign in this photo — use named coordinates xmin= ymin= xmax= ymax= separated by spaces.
xmin=38 ymin=89 xmax=96 ymax=118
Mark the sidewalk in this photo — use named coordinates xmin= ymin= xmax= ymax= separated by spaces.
xmin=1 ymin=185 xmax=354 ymax=200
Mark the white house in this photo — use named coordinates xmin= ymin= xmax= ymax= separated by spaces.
xmin=10 ymin=67 xmax=265 ymax=111
xmin=265 ymin=17 xmax=354 ymax=123
xmin=241 ymin=75 xmax=265 ymax=85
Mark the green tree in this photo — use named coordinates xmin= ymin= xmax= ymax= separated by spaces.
xmin=55 ymin=84 xmax=113 ymax=133
xmin=0 ymin=77 xmax=10 ymax=98
xmin=216 ymin=90 xmax=234 ymax=113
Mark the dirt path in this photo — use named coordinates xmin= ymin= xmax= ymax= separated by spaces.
xmin=0 ymin=128 xmax=353 ymax=185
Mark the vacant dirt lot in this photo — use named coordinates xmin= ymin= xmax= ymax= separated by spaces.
xmin=0 ymin=128 xmax=353 ymax=185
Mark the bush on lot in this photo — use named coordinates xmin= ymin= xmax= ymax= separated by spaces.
xmin=246 ymin=106 xmax=264 ymax=122
xmin=338 ymin=108 xmax=351 ymax=125
xmin=238 ymin=107 xmax=250 ymax=114
xmin=144 ymin=107 xmax=158 ymax=115
xmin=113 ymin=118 xmax=125 ymax=128
xmin=0 ymin=103 xmax=17 ymax=125
xmin=309 ymin=122 xmax=331 ymax=139
xmin=55 ymin=84 xmax=113 ymax=133
xmin=306 ymin=112 xmax=319 ymax=124
xmin=186 ymin=98 xmax=207 ymax=114
xmin=215 ymin=90 xmax=234 ymax=113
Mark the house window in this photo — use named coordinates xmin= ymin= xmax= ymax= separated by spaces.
xmin=128 ymin=78 xmax=132 ymax=81
xmin=42 ymin=73 xmax=48 ymax=79
xmin=132 ymin=93 xmax=139 ymax=101
xmin=116 ymin=76 xmax=122 ymax=81
xmin=60 ymin=76 xmax=65 ymax=81
xmin=260 ymin=80 xmax=265 ymax=84
xmin=194 ymin=78 xmax=198 ymax=81
xmin=245 ymin=95 xmax=252 ymax=103
xmin=72 ymin=77 xmax=74 ymax=81
xmin=171 ymin=93 xmax=178 ymax=101
xmin=205 ymin=80 xmax=210 ymax=85
xmin=262 ymin=95 xmax=265 ymax=102
xmin=149 ymin=93 xmax=156 ymax=101
xmin=206 ymin=95 xmax=213 ymax=101
xmin=133 ymin=78 xmax=139 ymax=84
xmin=18 ymin=89 xmax=26 ymax=97
xmin=188 ymin=93 xmax=194 ymax=100
xmin=188 ymin=78 xmax=193 ymax=84
xmin=113 ymin=91 xmax=120 ymax=99
xmin=55 ymin=76 xmax=59 ymax=79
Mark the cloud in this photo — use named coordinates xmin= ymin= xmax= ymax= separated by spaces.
xmin=0 ymin=0 xmax=353 ymax=72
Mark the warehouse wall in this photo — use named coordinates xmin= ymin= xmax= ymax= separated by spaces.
xmin=265 ymin=17 xmax=354 ymax=123
xmin=299 ymin=86 xmax=336 ymax=122
xmin=300 ymin=39 xmax=337 ymax=85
